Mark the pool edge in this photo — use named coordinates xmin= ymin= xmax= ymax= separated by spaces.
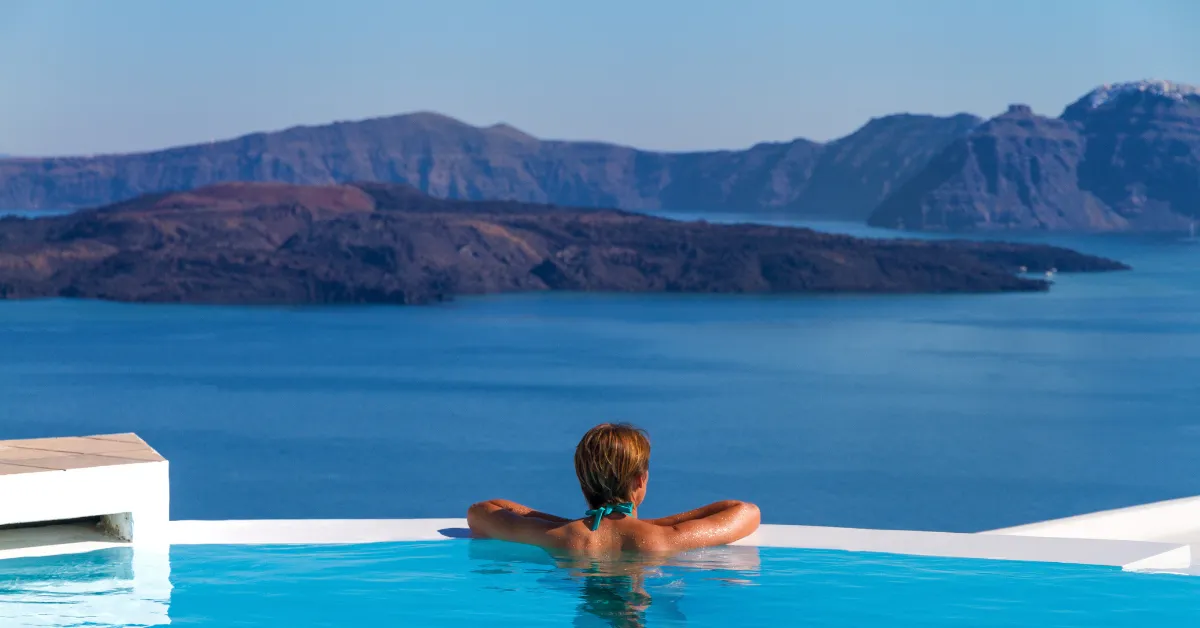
xmin=160 ymin=518 xmax=1191 ymax=572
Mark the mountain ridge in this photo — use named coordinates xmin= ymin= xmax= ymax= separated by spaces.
xmin=5 ymin=79 xmax=1197 ymax=232
xmin=0 ymin=110 xmax=981 ymax=219
xmin=869 ymin=79 xmax=1200 ymax=232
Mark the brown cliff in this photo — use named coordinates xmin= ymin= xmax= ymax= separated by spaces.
xmin=870 ymin=81 xmax=1200 ymax=232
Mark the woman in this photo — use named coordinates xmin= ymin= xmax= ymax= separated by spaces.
xmin=467 ymin=423 xmax=761 ymax=556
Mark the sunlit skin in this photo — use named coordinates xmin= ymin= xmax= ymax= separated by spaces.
xmin=466 ymin=518 xmax=762 ymax=627
xmin=466 ymin=472 xmax=761 ymax=556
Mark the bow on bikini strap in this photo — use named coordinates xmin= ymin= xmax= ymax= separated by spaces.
xmin=584 ymin=502 xmax=634 ymax=531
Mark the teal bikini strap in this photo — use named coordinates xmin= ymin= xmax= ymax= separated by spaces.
xmin=584 ymin=502 xmax=634 ymax=531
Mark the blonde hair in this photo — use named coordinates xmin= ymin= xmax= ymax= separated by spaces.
xmin=574 ymin=423 xmax=651 ymax=509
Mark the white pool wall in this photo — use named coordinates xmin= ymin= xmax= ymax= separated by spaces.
xmin=0 ymin=459 xmax=170 ymax=547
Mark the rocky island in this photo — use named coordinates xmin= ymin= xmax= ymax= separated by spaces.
xmin=0 ymin=182 xmax=1126 ymax=305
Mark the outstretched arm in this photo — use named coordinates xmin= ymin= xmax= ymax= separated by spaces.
xmin=646 ymin=500 xmax=761 ymax=551
xmin=466 ymin=499 xmax=571 ymax=547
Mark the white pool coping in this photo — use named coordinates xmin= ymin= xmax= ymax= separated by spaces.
xmin=985 ymin=495 xmax=1200 ymax=574
xmin=163 ymin=518 xmax=1191 ymax=573
xmin=989 ymin=495 xmax=1200 ymax=545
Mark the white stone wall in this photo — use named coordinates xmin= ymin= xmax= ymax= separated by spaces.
xmin=0 ymin=460 xmax=170 ymax=546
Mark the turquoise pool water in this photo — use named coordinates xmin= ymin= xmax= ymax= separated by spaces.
xmin=2 ymin=543 xmax=1199 ymax=627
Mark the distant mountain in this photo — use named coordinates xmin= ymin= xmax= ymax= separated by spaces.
xmin=10 ymin=80 xmax=1195 ymax=232
xmin=0 ymin=111 xmax=979 ymax=218
xmin=869 ymin=80 xmax=1200 ymax=232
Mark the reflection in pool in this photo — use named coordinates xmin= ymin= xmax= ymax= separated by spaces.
xmin=0 ymin=547 xmax=170 ymax=627
xmin=466 ymin=540 xmax=762 ymax=627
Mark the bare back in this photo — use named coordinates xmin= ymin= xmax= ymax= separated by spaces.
xmin=545 ymin=517 xmax=674 ymax=555
xmin=467 ymin=500 xmax=760 ymax=557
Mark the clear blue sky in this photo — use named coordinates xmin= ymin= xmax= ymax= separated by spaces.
xmin=2 ymin=0 xmax=1198 ymax=156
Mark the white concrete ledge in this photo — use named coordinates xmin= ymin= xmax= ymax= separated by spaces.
xmin=736 ymin=524 xmax=1190 ymax=570
xmin=168 ymin=518 xmax=469 ymax=545
xmin=0 ymin=434 xmax=169 ymax=546
xmin=988 ymin=495 xmax=1200 ymax=546
xmin=166 ymin=519 xmax=1190 ymax=573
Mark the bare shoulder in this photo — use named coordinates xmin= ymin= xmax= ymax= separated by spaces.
xmin=622 ymin=521 xmax=676 ymax=553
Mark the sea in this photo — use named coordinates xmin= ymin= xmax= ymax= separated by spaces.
xmin=1 ymin=209 xmax=1199 ymax=532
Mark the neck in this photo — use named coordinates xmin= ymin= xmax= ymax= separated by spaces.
xmin=588 ymin=501 xmax=638 ymax=518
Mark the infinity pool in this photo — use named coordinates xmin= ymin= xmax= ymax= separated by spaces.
xmin=2 ymin=542 xmax=1199 ymax=627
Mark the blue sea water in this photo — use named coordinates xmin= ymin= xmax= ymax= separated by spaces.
xmin=4 ymin=542 xmax=1200 ymax=627
xmin=1 ymin=211 xmax=1200 ymax=531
